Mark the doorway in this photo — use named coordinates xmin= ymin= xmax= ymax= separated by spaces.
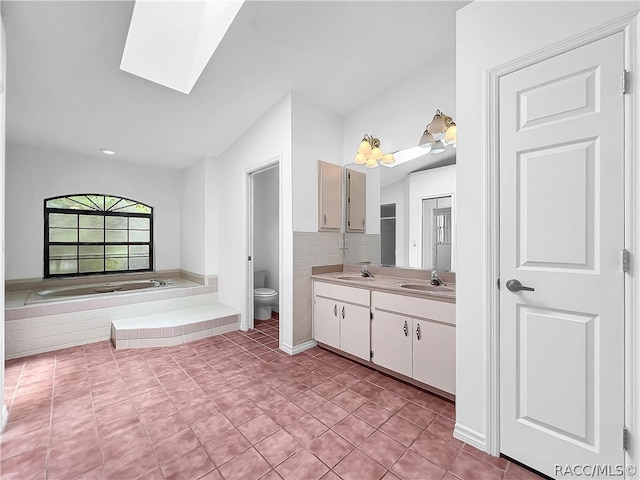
xmin=247 ymin=162 xmax=280 ymax=332
xmin=497 ymin=32 xmax=627 ymax=476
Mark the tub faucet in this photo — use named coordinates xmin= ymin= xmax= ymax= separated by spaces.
xmin=361 ymin=265 xmax=374 ymax=278
xmin=430 ymin=270 xmax=443 ymax=286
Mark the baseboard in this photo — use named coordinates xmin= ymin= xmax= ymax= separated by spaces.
xmin=453 ymin=423 xmax=486 ymax=452
xmin=280 ymin=339 xmax=317 ymax=355
xmin=1 ymin=404 xmax=9 ymax=433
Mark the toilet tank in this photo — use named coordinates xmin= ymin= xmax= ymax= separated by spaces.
xmin=254 ymin=270 xmax=266 ymax=288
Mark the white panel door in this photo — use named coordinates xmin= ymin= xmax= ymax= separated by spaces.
xmin=313 ymin=296 xmax=340 ymax=349
xmin=371 ymin=309 xmax=412 ymax=377
xmin=339 ymin=303 xmax=371 ymax=361
xmin=499 ymin=33 xmax=625 ymax=475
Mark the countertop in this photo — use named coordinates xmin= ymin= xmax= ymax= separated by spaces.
xmin=311 ymin=271 xmax=456 ymax=303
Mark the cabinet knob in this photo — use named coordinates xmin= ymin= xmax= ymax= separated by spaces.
xmin=334 ymin=304 xmax=337 ymax=317
xmin=403 ymin=320 xmax=408 ymax=337
xmin=416 ymin=323 xmax=421 ymax=340
xmin=341 ymin=306 xmax=345 ymax=319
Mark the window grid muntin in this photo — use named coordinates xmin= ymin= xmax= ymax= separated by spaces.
xmin=44 ymin=197 xmax=153 ymax=278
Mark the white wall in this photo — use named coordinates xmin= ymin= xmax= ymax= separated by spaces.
xmin=407 ymin=165 xmax=456 ymax=269
xmin=254 ymin=165 xmax=279 ymax=295
xmin=1 ymin=12 xmax=7 ymax=431
xmin=203 ymin=156 xmax=218 ymax=277
xmin=291 ymin=93 xmax=343 ymax=233
xmin=180 ymin=158 xmax=205 ymax=275
xmin=4 ymin=143 xmax=182 ymax=280
xmin=211 ymin=93 xmax=293 ymax=346
xmin=456 ymin=0 xmax=639 ymax=449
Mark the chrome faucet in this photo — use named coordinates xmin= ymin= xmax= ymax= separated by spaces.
xmin=430 ymin=269 xmax=443 ymax=286
xmin=361 ymin=265 xmax=374 ymax=278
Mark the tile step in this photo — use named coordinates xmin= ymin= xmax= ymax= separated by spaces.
xmin=111 ymin=302 xmax=240 ymax=349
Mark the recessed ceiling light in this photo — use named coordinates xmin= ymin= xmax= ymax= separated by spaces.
xmin=99 ymin=148 xmax=116 ymax=155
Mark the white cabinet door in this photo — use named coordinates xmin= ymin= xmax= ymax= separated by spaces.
xmin=339 ymin=303 xmax=370 ymax=361
xmin=314 ymin=296 xmax=340 ymax=349
xmin=371 ymin=309 xmax=412 ymax=378
xmin=318 ymin=160 xmax=342 ymax=230
xmin=412 ymin=319 xmax=455 ymax=395
xmin=346 ymin=168 xmax=366 ymax=232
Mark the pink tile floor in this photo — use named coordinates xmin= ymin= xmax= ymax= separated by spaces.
xmin=1 ymin=318 xmax=544 ymax=480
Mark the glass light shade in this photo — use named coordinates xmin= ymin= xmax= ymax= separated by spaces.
xmin=444 ymin=123 xmax=457 ymax=144
xmin=365 ymin=157 xmax=378 ymax=168
xmin=419 ymin=131 xmax=435 ymax=147
xmin=357 ymin=139 xmax=372 ymax=156
xmin=430 ymin=140 xmax=446 ymax=154
xmin=381 ymin=153 xmax=395 ymax=165
xmin=427 ymin=114 xmax=446 ymax=134
xmin=370 ymin=147 xmax=383 ymax=161
xmin=354 ymin=152 xmax=367 ymax=165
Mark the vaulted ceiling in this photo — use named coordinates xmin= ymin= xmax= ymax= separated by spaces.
xmin=2 ymin=1 xmax=467 ymax=169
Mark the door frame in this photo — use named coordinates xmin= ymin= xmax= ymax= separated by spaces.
xmin=419 ymin=193 xmax=454 ymax=271
xmin=483 ymin=12 xmax=639 ymax=468
xmin=244 ymin=156 xmax=282 ymax=333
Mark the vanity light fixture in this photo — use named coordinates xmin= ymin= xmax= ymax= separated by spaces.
xmin=418 ymin=109 xmax=456 ymax=153
xmin=99 ymin=148 xmax=116 ymax=155
xmin=354 ymin=134 xmax=395 ymax=168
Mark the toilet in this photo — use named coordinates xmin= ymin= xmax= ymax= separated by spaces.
xmin=254 ymin=270 xmax=278 ymax=321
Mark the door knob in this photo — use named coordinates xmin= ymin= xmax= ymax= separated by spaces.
xmin=506 ymin=279 xmax=535 ymax=292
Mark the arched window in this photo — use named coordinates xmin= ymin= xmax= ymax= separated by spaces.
xmin=44 ymin=194 xmax=153 ymax=278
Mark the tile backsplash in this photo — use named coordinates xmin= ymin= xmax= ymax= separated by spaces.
xmin=292 ymin=231 xmax=343 ymax=346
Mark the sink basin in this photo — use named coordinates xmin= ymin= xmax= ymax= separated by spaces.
xmin=398 ymin=283 xmax=454 ymax=292
xmin=335 ymin=275 xmax=374 ymax=281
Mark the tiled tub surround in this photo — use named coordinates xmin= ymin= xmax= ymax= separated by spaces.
xmin=5 ymin=276 xmax=226 ymax=360
xmin=1 ymin=318 xmax=545 ymax=480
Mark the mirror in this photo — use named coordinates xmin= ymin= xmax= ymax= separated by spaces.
xmin=343 ymin=146 xmax=456 ymax=270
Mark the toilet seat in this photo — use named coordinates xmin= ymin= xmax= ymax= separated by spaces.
xmin=254 ymin=288 xmax=277 ymax=297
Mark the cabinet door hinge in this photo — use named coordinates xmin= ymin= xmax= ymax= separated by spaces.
xmin=622 ymin=249 xmax=630 ymax=272
xmin=623 ymin=427 xmax=630 ymax=451
xmin=622 ymin=69 xmax=628 ymax=95
xmin=497 ymin=278 xmax=500 ymax=289
xmin=370 ymin=311 xmax=373 ymax=320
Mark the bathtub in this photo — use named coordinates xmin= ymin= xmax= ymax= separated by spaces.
xmin=25 ymin=279 xmax=181 ymax=305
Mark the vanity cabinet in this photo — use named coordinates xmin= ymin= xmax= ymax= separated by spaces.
xmin=346 ymin=168 xmax=366 ymax=232
xmin=313 ymin=281 xmax=370 ymax=361
xmin=318 ymin=160 xmax=342 ymax=230
xmin=371 ymin=291 xmax=456 ymax=395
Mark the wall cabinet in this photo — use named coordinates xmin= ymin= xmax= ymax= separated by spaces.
xmin=313 ymin=281 xmax=370 ymax=361
xmin=346 ymin=168 xmax=366 ymax=232
xmin=371 ymin=291 xmax=455 ymax=395
xmin=318 ymin=160 xmax=342 ymax=230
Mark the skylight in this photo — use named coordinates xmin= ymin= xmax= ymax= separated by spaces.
xmin=120 ymin=0 xmax=244 ymax=94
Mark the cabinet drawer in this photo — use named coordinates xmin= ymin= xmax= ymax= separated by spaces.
xmin=314 ymin=281 xmax=370 ymax=306
xmin=372 ymin=291 xmax=455 ymax=325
